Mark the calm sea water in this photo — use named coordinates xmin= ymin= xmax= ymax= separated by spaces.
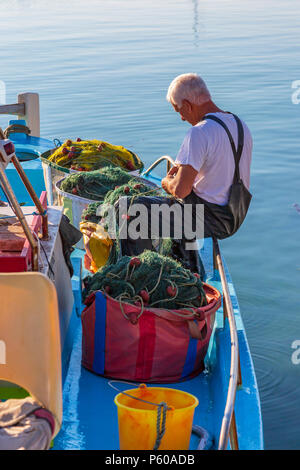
xmin=1 ymin=0 xmax=300 ymax=449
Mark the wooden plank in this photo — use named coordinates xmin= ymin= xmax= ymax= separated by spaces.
xmin=0 ymin=103 xmax=25 ymax=116
xmin=0 ymin=224 xmax=27 ymax=251
xmin=18 ymin=93 xmax=40 ymax=137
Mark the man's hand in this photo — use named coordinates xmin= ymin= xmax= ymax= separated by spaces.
xmin=167 ymin=165 xmax=179 ymax=177
xmin=161 ymin=164 xmax=198 ymax=199
xmin=161 ymin=165 xmax=179 ymax=193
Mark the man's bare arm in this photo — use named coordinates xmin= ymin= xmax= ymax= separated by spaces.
xmin=161 ymin=164 xmax=198 ymax=199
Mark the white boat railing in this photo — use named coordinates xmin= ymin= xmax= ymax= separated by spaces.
xmin=0 ymin=92 xmax=40 ymax=137
xmin=213 ymin=239 xmax=241 ymax=450
xmin=143 ymin=156 xmax=241 ymax=450
xmin=142 ymin=155 xmax=175 ymax=176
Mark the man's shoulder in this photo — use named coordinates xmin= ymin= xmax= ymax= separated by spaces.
xmin=184 ymin=123 xmax=207 ymax=141
xmin=196 ymin=113 xmax=252 ymax=142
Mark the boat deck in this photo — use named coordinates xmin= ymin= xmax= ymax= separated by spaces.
xmin=53 ymin=326 xmax=214 ymax=450
xmin=53 ymin=240 xmax=263 ymax=450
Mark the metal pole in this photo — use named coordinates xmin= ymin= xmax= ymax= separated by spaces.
xmin=11 ymin=155 xmax=48 ymax=239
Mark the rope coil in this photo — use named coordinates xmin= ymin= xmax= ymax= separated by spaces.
xmin=4 ymin=124 xmax=31 ymax=138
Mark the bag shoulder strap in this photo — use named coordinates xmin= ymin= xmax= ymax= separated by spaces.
xmin=203 ymin=113 xmax=244 ymax=182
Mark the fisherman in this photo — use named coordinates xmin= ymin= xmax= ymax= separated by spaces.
xmin=118 ymin=73 xmax=253 ymax=275
xmin=161 ymin=72 xmax=253 ymax=240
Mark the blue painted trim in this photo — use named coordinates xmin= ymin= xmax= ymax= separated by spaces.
xmin=92 ymin=291 xmax=107 ymax=375
xmin=181 ymin=320 xmax=198 ymax=378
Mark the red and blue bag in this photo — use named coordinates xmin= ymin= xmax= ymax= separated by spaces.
xmin=81 ymin=283 xmax=221 ymax=383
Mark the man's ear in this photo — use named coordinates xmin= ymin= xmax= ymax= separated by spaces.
xmin=182 ymin=99 xmax=192 ymax=112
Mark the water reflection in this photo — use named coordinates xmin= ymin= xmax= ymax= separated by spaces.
xmin=191 ymin=0 xmax=205 ymax=48
xmin=1 ymin=0 xmax=300 ymax=450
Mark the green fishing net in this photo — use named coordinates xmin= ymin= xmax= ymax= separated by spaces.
xmin=60 ymin=166 xmax=133 ymax=201
xmin=103 ymin=179 xmax=163 ymax=206
xmin=81 ymin=175 xmax=164 ymax=222
xmin=83 ymin=250 xmax=207 ymax=310
xmin=81 ymin=201 xmax=103 ymax=224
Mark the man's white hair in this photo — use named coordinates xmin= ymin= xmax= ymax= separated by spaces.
xmin=166 ymin=73 xmax=211 ymax=107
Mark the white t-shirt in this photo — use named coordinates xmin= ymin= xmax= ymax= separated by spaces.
xmin=175 ymin=112 xmax=252 ymax=205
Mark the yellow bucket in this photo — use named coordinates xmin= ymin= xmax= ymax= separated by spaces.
xmin=114 ymin=384 xmax=199 ymax=450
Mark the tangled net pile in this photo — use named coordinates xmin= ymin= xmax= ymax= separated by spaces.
xmin=47 ymin=138 xmax=143 ymax=172
xmin=81 ymin=176 xmax=164 ymax=222
xmin=80 ymin=177 xmax=171 ymax=265
xmin=81 ymin=201 xmax=103 ymax=224
xmin=83 ymin=250 xmax=207 ymax=310
xmin=103 ymin=179 xmax=163 ymax=206
xmin=60 ymin=167 xmax=133 ymax=200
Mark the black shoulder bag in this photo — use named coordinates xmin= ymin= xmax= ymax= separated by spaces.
xmin=203 ymin=113 xmax=252 ymax=237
